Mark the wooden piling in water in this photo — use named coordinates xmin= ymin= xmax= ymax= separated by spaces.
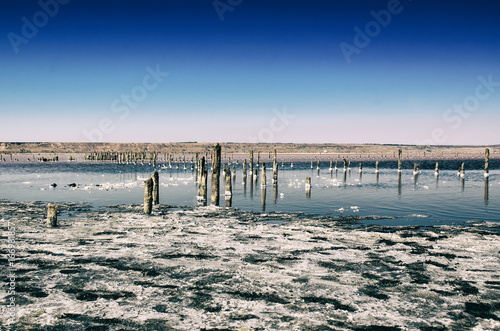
xmin=375 ymin=161 xmax=379 ymax=173
xmin=152 ymin=170 xmax=159 ymax=205
xmin=485 ymin=148 xmax=490 ymax=177
xmin=413 ymin=163 xmax=419 ymax=175
xmin=305 ymin=177 xmax=311 ymax=197
xmin=47 ymin=203 xmax=58 ymax=227
xmin=211 ymin=143 xmax=221 ymax=206
xmin=359 ymin=162 xmax=362 ymax=172
xmin=272 ymin=159 xmax=278 ymax=184
xmin=197 ymin=162 xmax=208 ymax=206
xmin=243 ymin=159 xmax=247 ymax=177
xmin=224 ymin=165 xmax=232 ymax=197
xmin=435 ymin=162 xmax=439 ymax=176
xmin=461 ymin=162 xmax=465 ymax=178
xmin=144 ymin=177 xmax=153 ymax=214
xmin=398 ymin=149 xmax=402 ymax=172
xmin=249 ymin=150 xmax=254 ymax=174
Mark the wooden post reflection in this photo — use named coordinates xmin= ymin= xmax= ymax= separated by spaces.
xmin=484 ymin=176 xmax=489 ymax=205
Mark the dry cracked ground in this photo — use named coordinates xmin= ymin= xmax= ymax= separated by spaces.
xmin=1 ymin=200 xmax=499 ymax=330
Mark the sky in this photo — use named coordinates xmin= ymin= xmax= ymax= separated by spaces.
xmin=1 ymin=0 xmax=499 ymax=145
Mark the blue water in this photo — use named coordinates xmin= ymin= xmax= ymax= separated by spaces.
xmin=0 ymin=161 xmax=499 ymax=226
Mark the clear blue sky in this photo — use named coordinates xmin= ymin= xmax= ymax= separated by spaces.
xmin=1 ymin=0 xmax=499 ymax=144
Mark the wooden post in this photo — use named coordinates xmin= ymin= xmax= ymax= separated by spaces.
xmin=375 ymin=161 xmax=379 ymax=173
xmin=305 ymin=177 xmax=311 ymax=197
xmin=329 ymin=160 xmax=333 ymax=172
xmin=413 ymin=163 xmax=419 ymax=175
xmin=311 ymin=160 xmax=313 ymax=169
xmin=485 ymin=148 xmax=490 ymax=177
xmin=257 ymin=151 xmax=260 ymax=167
xmin=211 ymin=143 xmax=221 ymax=206
xmin=272 ymin=158 xmax=278 ymax=184
xmin=249 ymin=150 xmax=254 ymax=174
xmin=435 ymin=162 xmax=439 ymax=176
xmin=197 ymin=164 xmax=208 ymax=206
xmin=460 ymin=162 xmax=465 ymax=178
xmin=359 ymin=162 xmax=362 ymax=172
xmin=47 ymin=204 xmax=58 ymax=227
xmin=144 ymin=177 xmax=153 ymax=214
xmin=152 ymin=170 xmax=159 ymax=205
xmin=261 ymin=163 xmax=266 ymax=187
xmin=224 ymin=165 xmax=232 ymax=197
xmin=317 ymin=160 xmax=320 ymax=170
xmin=243 ymin=159 xmax=247 ymax=177
xmin=398 ymin=149 xmax=402 ymax=172
xmin=291 ymin=161 xmax=294 ymax=168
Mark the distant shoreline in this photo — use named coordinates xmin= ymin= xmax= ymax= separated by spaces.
xmin=1 ymin=142 xmax=498 ymax=156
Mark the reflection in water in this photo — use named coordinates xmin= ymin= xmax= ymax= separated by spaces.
xmin=249 ymin=176 xmax=253 ymax=200
xmin=484 ymin=176 xmax=489 ymax=205
xmin=398 ymin=172 xmax=402 ymax=197
xmin=461 ymin=176 xmax=465 ymax=192
xmin=273 ymin=183 xmax=278 ymax=205
xmin=375 ymin=172 xmax=379 ymax=185
xmin=261 ymin=186 xmax=266 ymax=211
xmin=243 ymin=176 xmax=247 ymax=198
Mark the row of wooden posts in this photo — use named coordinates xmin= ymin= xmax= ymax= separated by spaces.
xmin=45 ymin=147 xmax=491 ymax=223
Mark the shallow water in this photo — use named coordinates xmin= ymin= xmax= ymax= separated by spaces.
xmin=0 ymin=160 xmax=498 ymax=226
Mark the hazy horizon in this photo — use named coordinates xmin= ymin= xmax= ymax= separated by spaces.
xmin=2 ymin=0 xmax=500 ymax=145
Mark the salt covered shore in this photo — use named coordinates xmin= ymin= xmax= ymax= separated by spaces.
xmin=1 ymin=201 xmax=499 ymax=330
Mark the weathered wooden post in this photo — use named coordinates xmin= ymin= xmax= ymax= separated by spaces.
xmin=305 ymin=177 xmax=311 ymax=197
xmin=460 ymin=162 xmax=465 ymax=178
xmin=144 ymin=177 xmax=153 ymax=214
xmin=257 ymin=151 xmax=260 ymax=168
xmin=375 ymin=161 xmax=379 ymax=173
xmin=272 ymin=159 xmax=278 ymax=184
xmin=485 ymin=148 xmax=490 ymax=177
xmin=249 ymin=150 xmax=254 ymax=175
xmin=311 ymin=160 xmax=314 ymax=169
xmin=435 ymin=162 xmax=439 ymax=176
xmin=224 ymin=165 xmax=232 ymax=207
xmin=197 ymin=164 xmax=208 ymax=206
xmin=211 ymin=143 xmax=221 ymax=206
xmin=343 ymin=159 xmax=347 ymax=172
xmin=242 ymin=159 xmax=247 ymax=178
xmin=47 ymin=203 xmax=58 ymax=227
xmin=398 ymin=149 xmax=402 ymax=172
xmin=413 ymin=163 xmax=419 ymax=175
xmin=359 ymin=162 xmax=362 ymax=173
xmin=317 ymin=160 xmax=320 ymax=170
xmin=291 ymin=161 xmax=294 ymax=168
xmin=232 ymin=165 xmax=236 ymax=180
xmin=261 ymin=163 xmax=266 ymax=187
xmin=152 ymin=170 xmax=159 ymax=205
xmin=224 ymin=165 xmax=232 ymax=195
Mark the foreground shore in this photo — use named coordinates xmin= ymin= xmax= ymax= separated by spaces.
xmin=1 ymin=201 xmax=499 ymax=330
